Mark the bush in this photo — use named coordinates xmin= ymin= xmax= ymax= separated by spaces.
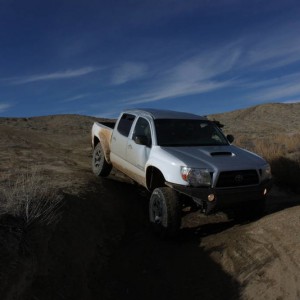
xmin=0 ymin=170 xmax=63 ymax=227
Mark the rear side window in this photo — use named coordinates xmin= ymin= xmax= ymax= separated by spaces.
xmin=117 ymin=113 xmax=135 ymax=137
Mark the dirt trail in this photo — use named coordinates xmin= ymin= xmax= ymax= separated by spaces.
xmin=0 ymin=115 xmax=300 ymax=300
xmin=89 ymin=179 xmax=300 ymax=300
xmin=200 ymin=208 xmax=300 ymax=299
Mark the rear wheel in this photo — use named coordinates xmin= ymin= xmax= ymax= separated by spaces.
xmin=92 ymin=143 xmax=112 ymax=177
xmin=149 ymin=187 xmax=181 ymax=237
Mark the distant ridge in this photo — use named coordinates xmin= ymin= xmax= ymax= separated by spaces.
xmin=1 ymin=103 xmax=299 ymax=139
xmin=209 ymin=103 xmax=300 ymax=137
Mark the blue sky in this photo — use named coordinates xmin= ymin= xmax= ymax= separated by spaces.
xmin=1 ymin=0 xmax=300 ymax=118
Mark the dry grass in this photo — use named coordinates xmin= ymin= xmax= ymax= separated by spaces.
xmin=234 ymin=134 xmax=300 ymax=191
xmin=0 ymin=170 xmax=64 ymax=298
xmin=0 ymin=170 xmax=63 ymax=227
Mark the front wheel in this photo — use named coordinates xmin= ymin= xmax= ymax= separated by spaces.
xmin=92 ymin=143 xmax=112 ymax=177
xmin=149 ymin=187 xmax=181 ymax=237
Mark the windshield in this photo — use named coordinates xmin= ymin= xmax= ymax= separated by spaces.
xmin=155 ymin=119 xmax=229 ymax=146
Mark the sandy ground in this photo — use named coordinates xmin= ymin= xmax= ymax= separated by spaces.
xmin=0 ymin=115 xmax=299 ymax=300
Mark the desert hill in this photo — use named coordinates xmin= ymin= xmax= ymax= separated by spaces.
xmin=0 ymin=115 xmax=114 ymax=193
xmin=209 ymin=102 xmax=300 ymax=138
xmin=210 ymin=103 xmax=300 ymax=191
xmin=0 ymin=104 xmax=299 ymax=300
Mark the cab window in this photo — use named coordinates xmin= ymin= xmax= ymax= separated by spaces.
xmin=117 ymin=114 xmax=135 ymax=137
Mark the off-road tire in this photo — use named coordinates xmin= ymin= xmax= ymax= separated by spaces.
xmin=92 ymin=143 xmax=112 ymax=177
xmin=149 ymin=187 xmax=181 ymax=237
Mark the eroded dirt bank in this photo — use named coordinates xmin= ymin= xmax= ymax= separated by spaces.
xmin=0 ymin=115 xmax=299 ymax=300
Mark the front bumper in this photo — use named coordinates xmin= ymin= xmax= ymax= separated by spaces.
xmin=165 ymin=180 xmax=273 ymax=214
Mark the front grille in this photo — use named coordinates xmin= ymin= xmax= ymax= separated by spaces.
xmin=216 ymin=170 xmax=259 ymax=188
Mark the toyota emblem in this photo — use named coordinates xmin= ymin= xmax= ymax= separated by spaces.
xmin=235 ymin=174 xmax=244 ymax=183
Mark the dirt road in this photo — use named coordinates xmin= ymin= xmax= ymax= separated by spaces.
xmin=0 ymin=115 xmax=299 ymax=300
xmin=89 ymin=180 xmax=300 ymax=300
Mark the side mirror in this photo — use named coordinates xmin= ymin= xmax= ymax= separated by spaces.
xmin=134 ymin=135 xmax=148 ymax=146
xmin=227 ymin=134 xmax=234 ymax=143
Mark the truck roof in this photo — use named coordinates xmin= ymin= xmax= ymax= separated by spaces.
xmin=124 ymin=108 xmax=207 ymax=120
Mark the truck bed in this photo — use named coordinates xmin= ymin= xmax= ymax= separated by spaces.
xmin=92 ymin=121 xmax=116 ymax=163
xmin=98 ymin=121 xmax=116 ymax=129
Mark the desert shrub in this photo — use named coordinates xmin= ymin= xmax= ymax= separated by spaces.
xmin=234 ymin=134 xmax=300 ymax=192
xmin=0 ymin=170 xmax=63 ymax=227
xmin=251 ymin=139 xmax=285 ymax=160
xmin=252 ymin=135 xmax=300 ymax=160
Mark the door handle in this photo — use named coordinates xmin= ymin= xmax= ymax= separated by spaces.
xmin=112 ymin=137 xmax=116 ymax=141
xmin=128 ymin=144 xmax=132 ymax=150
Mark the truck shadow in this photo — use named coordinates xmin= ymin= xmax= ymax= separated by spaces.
xmin=97 ymin=176 xmax=300 ymax=300
xmin=270 ymin=156 xmax=300 ymax=194
xmin=30 ymin=175 xmax=298 ymax=300
xmin=265 ymin=188 xmax=300 ymax=215
xmin=94 ymin=178 xmax=241 ymax=300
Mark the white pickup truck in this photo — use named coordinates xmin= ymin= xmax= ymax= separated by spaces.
xmin=91 ymin=109 xmax=272 ymax=236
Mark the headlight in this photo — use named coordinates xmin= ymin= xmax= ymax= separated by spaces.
xmin=261 ymin=164 xmax=272 ymax=181
xmin=181 ymin=167 xmax=212 ymax=187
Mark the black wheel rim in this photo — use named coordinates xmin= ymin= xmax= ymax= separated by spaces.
xmin=151 ymin=196 xmax=163 ymax=224
xmin=94 ymin=148 xmax=102 ymax=169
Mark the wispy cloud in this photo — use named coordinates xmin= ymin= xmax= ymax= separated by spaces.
xmin=95 ymin=110 xmax=120 ymax=118
xmin=240 ymin=22 xmax=300 ymax=71
xmin=111 ymin=62 xmax=148 ymax=85
xmin=253 ymin=82 xmax=300 ymax=102
xmin=110 ymin=23 xmax=300 ymax=107
xmin=62 ymin=94 xmax=89 ymax=103
xmin=239 ymin=72 xmax=300 ymax=89
xmin=123 ymin=44 xmax=240 ymax=104
xmin=10 ymin=67 xmax=97 ymax=84
xmin=127 ymin=80 xmax=232 ymax=104
xmin=283 ymin=99 xmax=300 ymax=104
xmin=172 ymin=45 xmax=241 ymax=81
xmin=0 ymin=103 xmax=12 ymax=113
xmin=245 ymin=72 xmax=300 ymax=102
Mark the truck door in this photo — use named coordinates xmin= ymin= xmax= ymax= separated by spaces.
xmin=110 ymin=113 xmax=136 ymax=163
xmin=126 ymin=117 xmax=152 ymax=184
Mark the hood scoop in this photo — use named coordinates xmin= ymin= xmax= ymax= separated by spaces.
xmin=210 ymin=151 xmax=233 ymax=157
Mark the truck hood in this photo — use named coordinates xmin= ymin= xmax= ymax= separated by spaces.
xmin=161 ymin=145 xmax=267 ymax=171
